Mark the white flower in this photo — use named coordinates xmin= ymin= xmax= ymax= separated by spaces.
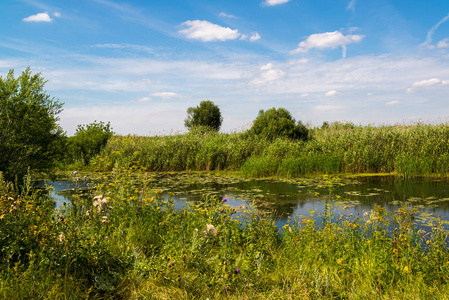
xmin=205 ymin=224 xmax=217 ymax=235
xmin=58 ymin=232 xmax=65 ymax=243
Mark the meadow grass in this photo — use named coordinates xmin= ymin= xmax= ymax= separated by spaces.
xmin=83 ymin=121 xmax=449 ymax=178
xmin=1 ymin=171 xmax=449 ymax=299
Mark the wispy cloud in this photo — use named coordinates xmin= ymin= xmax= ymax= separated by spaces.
xmin=151 ymin=92 xmax=181 ymax=99
xmin=23 ymin=12 xmax=52 ymax=22
xmin=386 ymin=100 xmax=400 ymax=106
xmin=421 ymin=13 xmax=449 ymax=48
xmin=263 ymin=0 xmax=290 ymax=6
xmin=291 ymin=31 xmax=364 ymax=58
xmin=219 ymin=12 xmax=237 ymax=19
xmin=179 ymin=20 xmax=241 ymax=42
xmin=93 ymin=43 xmax=154 ymax=54
xmin=325 ymin=90 xmax=340 ymax=97
xmin=347 ymin=0 xmax=356 ymax=12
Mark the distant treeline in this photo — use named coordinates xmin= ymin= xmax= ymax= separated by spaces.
xmin=87 ymin=122 xmax=449 ymax=178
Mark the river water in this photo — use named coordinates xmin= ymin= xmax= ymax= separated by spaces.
xmin=42 ymin=174 xmax=449 ymax=229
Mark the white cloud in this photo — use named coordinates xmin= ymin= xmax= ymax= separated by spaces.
xmin=386 ymin=100 xmax=400 ymax=106
xmin=263 ymin=0 xmax=290 ymax=6
xmin=347 ymin=0 xmax=356 ymax=12
xmin=250 ymin=32 xmax=261 ymax=42
xmin=138 ymin=96 xmax=152 ymax=102
xmin=436 ymin=38 xmax=449 ymax=49
xmin=179 ymin=20 xmax=241 ymax=42
xmin=291 ymin=31 xmax=365 ymax=58
xmin=151 ymin=92 xmax=180 ymax=99
xmin=23 ymin=12 xmax=53 ymax=22
xmin=325 ymin=90 xmax=340 ymax=97
xmin=53 ymin=12 xmax=61 ymax=17
xmin=251 ymin=63 xmax=285 ymax=84
xmin=406 ymin=78 xmax=449 ymax=93
xmin=421 ymin=13 xmax=449 ymax=48
xmin=219 ymin=12 xmax=237 ymax=19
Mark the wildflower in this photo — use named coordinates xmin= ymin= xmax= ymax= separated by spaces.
xmin=204 ymin=224 xmax=217 ymax=235
xmin=364 ymin=212 xmax=369 ymax=217
xmin=58 ymin=232 xmax=65 ymax=243
xmin=169 ymin=261 xmax=175 ymax=267
xmin=194 ymin=228 xmax=198 ymax=233
xmin=177 ymin=275 xmax=181 ymax=281
xmin=222 ymin=197 xmax=227 ymax=202
xmin=102 ymin=216 xmax=108 ymax=223
xmin=105 ymin=236 xmax=109 ymax=240
xmin=86 ymin=210 xmax=90 ymax=216
xmin=234 ymin=268 xmax=240 ymax=274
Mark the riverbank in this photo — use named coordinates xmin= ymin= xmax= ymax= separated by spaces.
xmin=2 ymin=170 xmax=449 ymax=298
xmin=70 ymin=121 xmax=449 ymax=179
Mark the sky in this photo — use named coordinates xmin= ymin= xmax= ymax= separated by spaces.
xmin=1 ymin=0 xmax=449 ymax=136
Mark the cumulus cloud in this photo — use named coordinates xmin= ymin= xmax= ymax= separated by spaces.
xmin=291 ymin=31 xmax=364 ymax=58
xmin=151 ymin=92 xmax=180 ymax=99
xmin=406 ymin=78 xmax=449 ymax=93
xmin=23 ymin=12 xmax=53 ymax=22
xmin=325 ymin=90 xmax=340 ymax=97
xmin=250 ymin=32 xmax=261 ymax=42
xmin=179 ymin=20 xmax=241 ymax=42
xmin=251 ymin=63 xmax=285 ymax=84
xmin=263 ymin=0 xmax=290 ymax=6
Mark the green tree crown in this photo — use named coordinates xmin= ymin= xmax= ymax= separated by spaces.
xmin=68 ymin=121 xmax=113 ymax=166
xmin=184 ymin=100 xmax=223 ymax=131
xmin=250 ymin=107 xmax=308 ymax=141
xmin=0 ymin=68 xmax=66 ymax=181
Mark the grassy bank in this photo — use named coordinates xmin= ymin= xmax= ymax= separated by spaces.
xmin=83 ymin=122 xmax=449 ymax=178
xmin=1 ymin=171 xmax=449 ymax=299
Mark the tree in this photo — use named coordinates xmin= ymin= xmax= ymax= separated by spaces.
xmin=0 ymin=68 xmax=66 ymax=181
xmin=249 ymin=107 xmax=308 ymax=141
xmin=68 ymin=121 xmax=113 ymax=166
xmin=184 ymin=100 xmax=223 ymax=131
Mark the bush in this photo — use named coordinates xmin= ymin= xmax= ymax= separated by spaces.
xmin=68 ymin=121 xmax=113 ymax=166
xmin=249 ymin=107 xmax=308 ymax=141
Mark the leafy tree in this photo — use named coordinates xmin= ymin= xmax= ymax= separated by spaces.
xmin=249 ymin=107 xmax=308 ymax=141
xmin=68 ymin=121 xmax=113 ymax=166
xmin=0 ymin=68 xmax=66 ymax=181
xmin=184 ymin=100 xmax=223 ymax=131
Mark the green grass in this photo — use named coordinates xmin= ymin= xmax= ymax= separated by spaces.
xmin=1 ymin=171 xmax=449 ymax=298
xmin=78 ymin=121 xmax=449 ymax=178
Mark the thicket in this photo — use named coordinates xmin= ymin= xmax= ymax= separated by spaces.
xmin=1 ymin=171 xmax=448 ymax=298
xmin=89 ymin=121 xmax=449 ymax=178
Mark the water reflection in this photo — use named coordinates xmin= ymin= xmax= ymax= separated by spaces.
xmin=42 ymin=175 xmax=449 ymax=229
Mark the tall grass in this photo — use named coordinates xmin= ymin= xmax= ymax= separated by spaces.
xmin=1 ymin=171 xmax=449 ymax=298
xmin=86 ymin=121 xmax=449 ymax=178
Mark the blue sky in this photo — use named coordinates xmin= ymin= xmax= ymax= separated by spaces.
xmin=1 ymin=0 xmax=449 ymax=135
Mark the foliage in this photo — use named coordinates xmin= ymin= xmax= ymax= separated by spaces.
xmin=249 ymin=107 xmax=309 ymax=141
xmin=0 ymin=68 xmax=66 ymax=181
xmin=83 ymin=121 xmax=449 ymax=178
xmin=68 ymin=121 xmax=113 ymax=166
xmin=184 ymin=100 xmax=223 ymax=131
xmin=1 ymin=171 xmax=449 ymax=298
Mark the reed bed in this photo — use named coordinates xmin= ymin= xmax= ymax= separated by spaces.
xmin=1 ymin=171 xmax=449 ymax=298
xmin=87 ymin=122 xmax=449 ymax=178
